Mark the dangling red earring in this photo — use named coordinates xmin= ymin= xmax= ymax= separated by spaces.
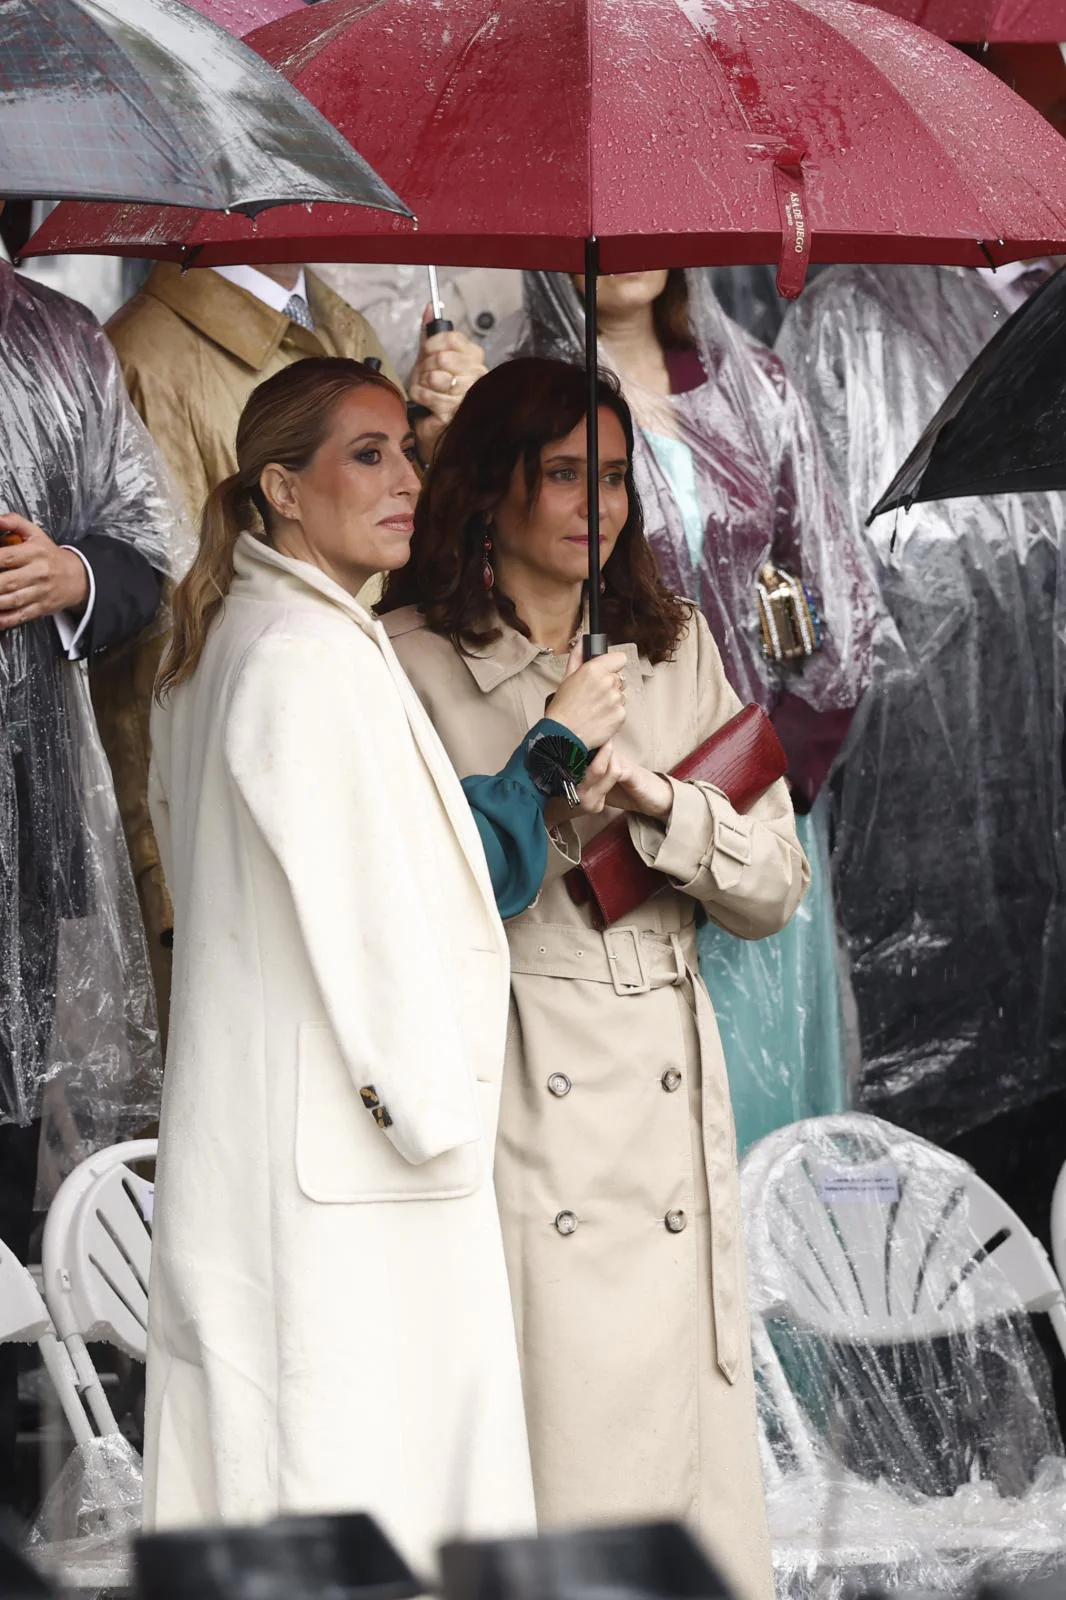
xmin=482 ymin=527 xmax=495 ymax=592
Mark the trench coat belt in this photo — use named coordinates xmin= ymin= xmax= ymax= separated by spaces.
xmin=506 ymin=921 xmax=742 ymax=1383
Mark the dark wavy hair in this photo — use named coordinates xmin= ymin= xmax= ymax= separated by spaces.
xmin=653 ymin=268 xmax=695 ymax=351
xmin=379 ymin=356 xmax=690 ymax=663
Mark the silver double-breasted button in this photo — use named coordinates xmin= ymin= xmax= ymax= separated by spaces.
xmin=661 ymin=1067 xmax=682 ymax=1093
xmin=555 ymin=1210 xmax=579 ymax=1236
xmin=664 ymin=1209 xmax=687 ymax=1234
xmin=547 ymin=1072 xmax=572 ymax=1098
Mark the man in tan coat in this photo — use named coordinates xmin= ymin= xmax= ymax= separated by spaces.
xmin=102 ymin=260 xmax=485 ymax=1037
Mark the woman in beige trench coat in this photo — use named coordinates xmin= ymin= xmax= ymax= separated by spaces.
xmin=381 ymin=358 xmax=810 ymax=1600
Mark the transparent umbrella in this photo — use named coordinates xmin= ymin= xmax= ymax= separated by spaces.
xmin=0 ymin=0 xmax=408 ymax=218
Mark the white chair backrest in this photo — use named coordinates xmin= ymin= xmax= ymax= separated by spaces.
xmin=71 ymin=1164 xmax=153 ymax=1359
xmin=742 ymin=1114 xmax=1065 ymax=1344
xmin=1052 ymin=1161 xmax=1066 ymax=1292
xmin=43 ymin=1141 xmax=156 ymax=1361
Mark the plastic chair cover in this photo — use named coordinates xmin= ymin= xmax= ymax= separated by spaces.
xmin=742 ymin=1113 xmax=1066 ymax=1600
xmin=776 ymin=264 xmax=1066 ymax=1140
xmin=0 ymin=261 xmax=190 ymax=1142
xmin=26 ymin=1434 xmax=142 ymax=1593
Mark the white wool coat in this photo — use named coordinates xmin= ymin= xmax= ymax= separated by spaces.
xmin=144 ymin=533 xmax=535 ymax=1575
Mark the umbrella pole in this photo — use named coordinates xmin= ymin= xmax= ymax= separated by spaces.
xmin=584 ymin=236 xmax=607 ymax=659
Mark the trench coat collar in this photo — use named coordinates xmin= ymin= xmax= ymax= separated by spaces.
xmin=143 ymin=262 xmax=327 ymax=371
xmin=456 ymin=609 xmax=656 ymax=696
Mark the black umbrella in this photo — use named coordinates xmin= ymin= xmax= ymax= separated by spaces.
xmin=0 ymin=0 xmax=409 ymax=217
xmin=870 ymin=265 xmax=1066 ymax=519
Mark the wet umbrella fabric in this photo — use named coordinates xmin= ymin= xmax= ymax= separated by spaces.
xmin=0 ymin=0 xmax=408 ymax=216
xmin=177 ymin=0 xmax=307 ymax=35
xmin=871 ymin=265 xmax=1066 ymax=516
xmin=848 ymin=0 xmax=1066 ymax=39
xmin=26 ymin=0 xmax=1066 ymax=645
xmin=27 ymin=0 xmax=1066 ymax=275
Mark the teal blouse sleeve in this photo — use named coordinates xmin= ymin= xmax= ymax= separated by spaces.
xmin=461 ymin=718 xmax=587 ymax=921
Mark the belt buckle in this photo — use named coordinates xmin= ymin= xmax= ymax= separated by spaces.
xmin=604 ymin=925 xmax=649 ymax=996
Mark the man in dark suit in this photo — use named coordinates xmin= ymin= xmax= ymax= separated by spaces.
xmin=0 ymin=246 xmax=181 ymax=1513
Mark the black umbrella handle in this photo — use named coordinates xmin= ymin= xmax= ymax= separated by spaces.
xmin=583 ymin=238 xmax=607 ymax=658
xmin=408 ymin=315 xmax=455 ymax=423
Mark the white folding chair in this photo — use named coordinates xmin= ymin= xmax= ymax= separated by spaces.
xmin=741 ymin=1113 xmax=1066 ymax=1588
xmin=1052 ymin=1160 xmax=1066 ymax=1294
xmin=0 ymin=1236 xmax=93 ymax=1447
xmin=41 ymin=1140 xmax=156 ymax=1436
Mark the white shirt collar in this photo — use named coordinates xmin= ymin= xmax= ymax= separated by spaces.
xmin=211 ymin=263 xmax=308 ymax=317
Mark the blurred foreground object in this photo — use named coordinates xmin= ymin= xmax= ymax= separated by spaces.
xmin=136 ymin=1512 xmax=421 ymax=1600
xmin=441 ymin=1522 xmax=732 ymax=1600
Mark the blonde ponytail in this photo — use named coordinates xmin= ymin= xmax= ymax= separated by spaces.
xmin=156 ymin=472 xmax=258 ymax=698
xmin=155 ymin=356 xmax=404 ymax=701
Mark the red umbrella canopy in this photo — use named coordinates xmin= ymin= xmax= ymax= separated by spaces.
xmin=852 ymin=0 xmax=1066 ymax=38
xmin=176 ymin=0 xmax=305 ymax=35
xmin=26 ymin=0 xmax=1066 ymax=286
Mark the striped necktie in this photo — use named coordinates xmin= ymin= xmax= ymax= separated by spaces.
xmin=284 ymin=292 xmax=315 ymax=331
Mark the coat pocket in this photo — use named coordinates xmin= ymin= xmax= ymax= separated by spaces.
xmin=294 ymin=1023 xmax=483 ymax=1204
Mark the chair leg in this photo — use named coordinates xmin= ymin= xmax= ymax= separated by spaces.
xmin=1047 ymin=1298 xmax=1066 ymax=1364
xmin=65 ymin=1334 xmax=120 ymax=1437
xmin=37 ymin=1330 xmax=94 ymax=1448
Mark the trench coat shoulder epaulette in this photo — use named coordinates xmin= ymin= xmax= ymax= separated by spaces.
xmin=380 ymin=605 xmax=433 ymax=640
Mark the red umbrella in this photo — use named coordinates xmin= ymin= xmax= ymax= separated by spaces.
xmin=27 ymin=0 xmax=1066 ymax=280
xmin=176 ymin=0 xmax=305 ymax=34
xmin=851 ymin=0 xmax=1066 ymax=38
xmin=27 ymin=0 xmax=1066 ymax=645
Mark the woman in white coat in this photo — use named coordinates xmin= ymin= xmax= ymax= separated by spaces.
xmin=146 ymin=357 xmax=626 ymax=1571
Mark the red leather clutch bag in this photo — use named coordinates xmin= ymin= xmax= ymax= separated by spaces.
xmin=565 ymin=704 xmax=787 ymax=929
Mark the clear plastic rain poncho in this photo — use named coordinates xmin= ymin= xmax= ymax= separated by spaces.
xmin=776 ymin=265 xmax=1066 ymax=1144
xmin=742 ymin=1113 xmax=1066 ymax=1600
xmin=0 ymin=260 xmax=188 ymax=1147
xmin=505 ymin=271 xmax=883 ymax=1149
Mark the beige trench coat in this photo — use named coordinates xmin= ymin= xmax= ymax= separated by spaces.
xmin=385 ymin=604 xmax=810 ymax=1600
